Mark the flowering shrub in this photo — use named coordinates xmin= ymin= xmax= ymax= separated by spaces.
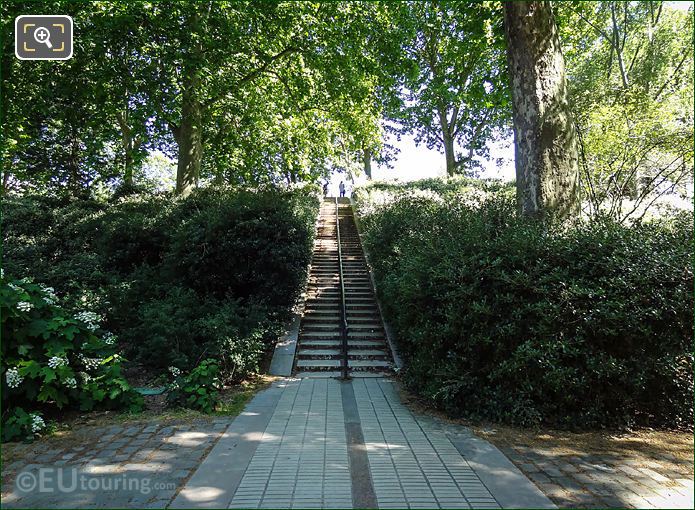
xmin=1 ymin=274 xmax=143 ymax=442
xmin=3 ymin=187 xmax=320 ymax=378
xmin=166 ymin=360 xmax=221 ymax=413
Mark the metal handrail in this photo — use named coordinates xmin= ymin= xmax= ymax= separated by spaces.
xmin=335 ymin=197 xmax=349 ymax=380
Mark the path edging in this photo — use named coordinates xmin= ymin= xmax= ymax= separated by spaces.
xmin=448 ymin=432 xmax=557 ymax=509
xmin=169 ymin=381 xmax=285 ymax=508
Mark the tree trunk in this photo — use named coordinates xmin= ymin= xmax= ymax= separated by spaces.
xmin=115 ymin=111 xmax=135 ymax=188
xmin=438 ymin=108 xmax=456 ymax=177
xmin=443 ymin=131 xmax=456 ymax=177
xmin=363 ymin=148 xmax=372 ymax=179
xmin=175 ymin=76 xmax=203 ymax=196
xmin=504 ymin=1 xmax=580 ymax=219
xmin=174 ymin=9 xmax=204 ymax=196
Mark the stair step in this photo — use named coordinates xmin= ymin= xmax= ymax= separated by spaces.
xmin=300 ymin=340 xmax=342 ymax=347
xmin=348 ymin=360 xmax=392 ymax=368
xmin=348 ymin=350 xmax=388 ymax=357
xmin=298 ymin=349 xmax=341 ymax=356
xmin=300 ymin=331 xmax=341 ymax=338
xmin=296 ymin=359 xmax=341 ymax=368
xmin=302 ymin=324 xmax=340 ymax=330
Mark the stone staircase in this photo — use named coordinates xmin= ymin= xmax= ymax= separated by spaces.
xmin=294 ymin=198 xmax=392 ymax=377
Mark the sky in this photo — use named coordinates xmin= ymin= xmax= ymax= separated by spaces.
xmin=369 ymin=132 xmax=515 ymax=184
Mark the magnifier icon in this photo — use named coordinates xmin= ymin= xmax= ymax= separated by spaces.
xmin=34 ymin=26 xmax=52 ymax=49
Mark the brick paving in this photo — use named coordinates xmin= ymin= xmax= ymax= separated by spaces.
xmin=1 ymin=418 xmax=232 ymax=508
xmin=228 ymin=378 xmax=351 ymax=509
xmin=499 ymin=443 xmax=694 ymax=508
xmin=355 ymin=378 xmax=499 ymax=509
xmin=9 ymin=377 xmax=690 ymax=509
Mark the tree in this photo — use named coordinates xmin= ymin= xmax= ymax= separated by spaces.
xmin=557 ymin=1 xmax=693 ymax=222
xmin=504 ymin=1 xmax=580 ymax=219
xmin=391 ymin=1 xmax=510 ymax=176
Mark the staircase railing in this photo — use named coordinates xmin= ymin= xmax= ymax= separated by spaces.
xmin=335 ymin=198 xmax=349 ymax=380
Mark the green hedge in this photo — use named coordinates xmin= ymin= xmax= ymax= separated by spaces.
xmin=354 ymin=179 xmax=693 ymax=429
xmin=3 ymin=186 xmax=319 ymax=378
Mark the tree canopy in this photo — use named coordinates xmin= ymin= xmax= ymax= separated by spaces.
xmin=1 ymin=0 xmax=692 ymax=221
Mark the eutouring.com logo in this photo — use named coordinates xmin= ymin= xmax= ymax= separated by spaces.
xmin=15 ymin=468 xmax=175 ymax=494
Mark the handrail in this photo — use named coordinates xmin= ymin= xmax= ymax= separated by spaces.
xmin=335 ymin=197 xmax=349 ymax=380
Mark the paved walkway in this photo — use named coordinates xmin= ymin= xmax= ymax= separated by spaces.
xmin=2 ymin=419 xmax=231 ymax=508
xmin=172 ymin=378 xmax=553 ymax=509
xmin=498 ymin=440 xmax=694 ymax=508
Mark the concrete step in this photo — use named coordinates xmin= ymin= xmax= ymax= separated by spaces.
xmin=298 ymin=349 xmax=341 ymax=357
xmin=299 ymin=340 xmax=342 ymax=347
xmin=348 ymin=360 xmax=392 ymax=369
xmin=348 ymin=350 xmax=388 ymax=357
xmin=300 ymin=331 xmax=341 ymax=338
xmin=296 ymin=359 xmax=341 ymax=369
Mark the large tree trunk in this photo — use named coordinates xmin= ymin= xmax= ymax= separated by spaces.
xmin=115 ymin=111 xmax=135 ymax=188
xmin=363 ymin=148 xmax=372 ymax=179
xmin=443 ymin=133 xmax=456 ymax=177
xmin=504 ymin=1 xmax=580 ymax=219
xmin=174 ymin=9 xmax=204 ymax=196
xmin=175 ymin=90 xmax=202 ymax=196
xmin=438 ymin=108 xmax=457 ymax=177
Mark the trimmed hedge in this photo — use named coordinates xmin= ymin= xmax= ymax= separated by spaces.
xmin=354 ymin=179 xmax=693 ymax=429
xmin=3 ymin=186 xmax=319 ymax=378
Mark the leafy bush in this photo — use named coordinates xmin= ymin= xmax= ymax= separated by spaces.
xmin=166 ymin=360 xmax=221 ymax=413
xmin=3 ymin=186 xmax=319 ymax=381
xmin=1 ymin=273 xmax=143 ymax=441
xmin=355 ymin=180 xmax=693 ymax=429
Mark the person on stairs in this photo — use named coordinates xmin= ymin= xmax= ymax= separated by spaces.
xmin=339 ymin=180 xmax=346 ymax=198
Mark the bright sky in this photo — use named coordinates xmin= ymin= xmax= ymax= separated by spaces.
xmin=370 ymin=133 xmax=515 ymax=184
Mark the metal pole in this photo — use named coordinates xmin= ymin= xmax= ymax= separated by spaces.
xmin=335 ymin=198 xmax=350 ymax=380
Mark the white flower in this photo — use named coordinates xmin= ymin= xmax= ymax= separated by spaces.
xmin=8 ymin=283 xmax=21 ymax=292
xmin=16 ymin=301 xmax=33 ymax=312
xmin=74 ymin=311 xmax=102 ymax=331
xmin=168 ymin=366 xmax=181 ymax=378
xmin=82 ymin=357 xmax=102 ymax=371
xmin=64 ymin=377 xmax=77 ymax=389
xmin=79 ymin=372 xmax=92 ymax=383
xmin=30 ymin=414 xmax=45 ymax=433
xmin=5 ymin=368 xmax=23 ymax=388
xmin=102 ymin=332 xmax=117 ymax=346
xmin=39 ymin=285 xmax=58 ymax=304
xmin=48 ymin=356 xmax=68 ymax=369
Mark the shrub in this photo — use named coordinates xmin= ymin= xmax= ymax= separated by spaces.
xmin=1 ymin=273 xmax=143 ymax=441
xmin=355 ymin=182 xmax=693 ymax=430
xmin=2 ymin=186 xmax=319 ymax=383
xmin=166 ymin=360 xmax=221 ymax=413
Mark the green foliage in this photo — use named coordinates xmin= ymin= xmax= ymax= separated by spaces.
xmin=556 ymin=2 xmax=694 ymax=221
xmin=355 ymin=180 xmax=693 ymax=429
xmin=384 ymin=1 xmax=511 ymax=175
xmin=166 ymin=360 xmax=221 ymax=414
xmin=1 ymin=274 xmax=143 ymax=442
xmin=3 ymin=186 xmax=319 ymax=380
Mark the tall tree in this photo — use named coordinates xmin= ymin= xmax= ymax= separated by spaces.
xmin=392 ymin=1 xmax=510 ymax=176
xmin=504 ymin=1 xmax=580 ymax=219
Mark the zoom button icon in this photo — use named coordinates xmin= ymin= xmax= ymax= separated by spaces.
xmin=15 ymin=15 xmax=73 ymax=60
